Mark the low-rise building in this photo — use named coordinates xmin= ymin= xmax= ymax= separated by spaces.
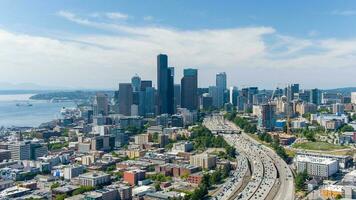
xmin=123 ymin=170 xmax=146 ymax=186
xmin=78 ymin=172 xmax=110 ymax=187
xmin=190 ymin=153 xmax=216 ymax=169
xmin=320 ymin=185 xmax=343 ymax=199
xmin=296 ymin=155 xmax=339 ymax=178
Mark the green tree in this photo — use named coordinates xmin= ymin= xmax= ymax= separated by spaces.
xmin=340 ymin=125 xmax=355 ymax=132
xmin=154 ymin=182 xmax=161 ymax=191
xmin=295 ymin=170 xmax=309 ymax=191
xmin=50 ymin=182 xmax=60 ymax=190
xmin=55 ymin=194 xmax=67 ymax=200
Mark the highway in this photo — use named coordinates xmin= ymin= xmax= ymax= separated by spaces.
xmin=203 ymin=114 xmax=295 ymax=200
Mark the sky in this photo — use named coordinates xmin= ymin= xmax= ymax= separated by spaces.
xmin=0 ymin=0 xmax=356 ymax=90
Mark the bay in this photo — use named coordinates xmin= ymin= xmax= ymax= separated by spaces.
xmin=0 ymin=94 xmax=76 ymax=127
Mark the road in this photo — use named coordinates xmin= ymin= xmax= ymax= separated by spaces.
xmin=204 ymin=114 xmax=295 ymax=200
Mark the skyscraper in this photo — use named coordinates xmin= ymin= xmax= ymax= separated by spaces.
xmin=140 ymin=80 xmax=152 ymax=91
xmin=216 ymin=72 xmax=227 ymax=90
xmin=181 ymin=68 xmax=198 ymax=111
xmin=157 ymin=54 xmax=174 ymax=115
xmin=258 ymin=103 xmax=276 ymax=131
xmin=229 ymin=87 xmax=239 ymax=106
xmin=216 ymin=72 xmax=227 ymax=108
xmin=174 ymin=84 xmax=181 ymax=112
xmin=209 ymin=86 xmax=219 ymax=108
xmin=119 ymin=83 xmax=133 ymax=116
xmin=93 ymin=93 xmax=109 ymax=116
xmin=285 ymin=84 xmax=300 ymax=102
xmin=131 ymin=74 xmax=141 ymax=92
xmin=311 ymin=88 xmax=321 ymax=105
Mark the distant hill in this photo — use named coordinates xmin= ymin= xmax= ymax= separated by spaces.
xmin=323 ymin=87 xmax=356 ymax=96
xmin=29 ymin=90 xmax=114 ymax=101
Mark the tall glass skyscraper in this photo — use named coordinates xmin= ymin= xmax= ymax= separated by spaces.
xmin=119 ymin=83 xmax=133 ymax=116
xmin=157 ymin=54 xmax=174 ymax=114
xmin=131 ymin=74 xmax=141 ymax=92
xmin=181 ymin=68 xmax=198 ymax=111
xmin=216 ymin=72 xmax=227 ymax=108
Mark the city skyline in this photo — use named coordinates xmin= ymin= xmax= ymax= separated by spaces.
xmin=0 ymin=0 xmax=356 ymax=89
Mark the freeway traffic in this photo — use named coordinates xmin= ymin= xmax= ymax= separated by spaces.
xmin=203 ymin=114 xmax=295 ymax=200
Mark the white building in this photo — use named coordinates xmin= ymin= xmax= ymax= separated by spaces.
xmin=78 ymin=171 xmax=110 ymax=187
xmin=171 ymin=142 xmax=193 ymax=153
xmin=351 ymin=92 xmax=356 ymax=104
xmin=296 ymin=155 xmax=338 ymax=178
xmin=64 ymin=165 xmax=84 ymax=180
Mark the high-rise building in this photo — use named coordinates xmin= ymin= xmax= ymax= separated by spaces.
xmin=230 ymin=87 xmax=239 ymax=106
xmin=174 ymin=84 xmax=181 ymax=112
xmin=209 ymin=86 xmax=219 ymax=108
xmin=201 ymin=93 xmax=213 ymax=110
xmin=351 ymin=92 xmax=356 ymax=104
xmin=119 ymin=83 xmax=133 ymax=116
xmin=93 ymin=93 xmax=109 ymax=116
xmin=332 ymin=103 xmax=345 ymax=115
xmin=298 ymin=90 xmax=311 ymax=102
xmin=131 ymin=74 xmax=141 ymax=92
xmin=30 ymin=142 xmax=48 ymax=160
xmin=216 ymin=72 xmax=227 ymax=107
xmin=144 ymin=87 xmax=156 ymax=116
xmin=258 ymin=103 xmax=276 ymax=131
xmin=157 ymin=54 xmax=174 ymax=115
xmin=140 ymin=80 xmax=152 ymax=91
xmin=216 ymin=72 xmax=227 ymax=90
xmin=8 ymin=142 xmax=30 ymax=160
xmin=310 ymin=88 xmax=321 ymax=105
xmin=247 ymin=87 xmax=258 ymax=105
xmin=181 ymin=68 xmax=198 ymax=111
xmin=285 ymin=84 xmax=300 ymax=101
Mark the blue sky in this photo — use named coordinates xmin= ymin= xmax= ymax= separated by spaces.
xmin=0 ymin=0 xmax=355 ymax=89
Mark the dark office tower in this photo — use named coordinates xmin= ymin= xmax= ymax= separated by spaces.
xmin=145 ymin=87 xmax=156 ymax=116
xmin=291 ymin=84 xmax=300 ymax=100
xmin=216 ymin=72 xmax=227 ymax=107
xmin=230 ymin=87 xmax=239 ymax=106
xmin=248 ymin=87 xmax=258 ymax=104
xmin=216 ymin=72 xmax=227 ymax=90
xmin=258 ymin=103 xmax=276 ymax=131
xmin=311 ymin=88 xmax=321 ymax=105
xmin=131 ymin=74 xmax=141 ymax=92
xmin=285 ymin=84 xmax=300 ymax=102
xmin=157 ymin=54 xmax=174 ymax=114
xmin=93 ymin=93 xmax=109 ymax=116
xmin=140 ymin=80 xmax=152 ymax=91
xmin=174 ymin=84 xmax=181 ymax=111
xmin=181 ymin=68 xmax=198 ymax=111
xmin=119 ymin=83 xmax=133 ymax=116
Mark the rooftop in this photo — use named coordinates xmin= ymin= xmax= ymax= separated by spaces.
xmin=296 ymin=155 xmax=337 ymax=165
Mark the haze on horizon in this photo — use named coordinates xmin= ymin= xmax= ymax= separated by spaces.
xmin=0 ymin=0 xmax=356 ymax=90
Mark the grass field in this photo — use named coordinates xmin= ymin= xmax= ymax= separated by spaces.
xmin=293 ymin=142 xmax=349 ymax=151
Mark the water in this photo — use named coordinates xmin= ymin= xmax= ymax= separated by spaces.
xmin=0 ymin=94 xmax=76 ymax=127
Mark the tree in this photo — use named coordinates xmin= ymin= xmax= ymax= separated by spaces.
xmin=154 ymin=182 xmax=161 ymax=191
xmin=50 ymin=182 xmax=60 ymax=190
xmin=72 ymin=186 xmax=95 ymax=195
xmin=295 ymin=170 xmax=309 ymax=191
xmin=340 ymin=125 xmax=355 ymax=132
xmin=55 ymin=194 xmax=67 ymax=200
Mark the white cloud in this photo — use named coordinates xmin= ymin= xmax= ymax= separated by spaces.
xmin=308 ymin=30 xmax=319 ymax=37
xmin=143 ymin=16 xmax=154 ymax=21
xmin=105 ymin=12 xmax=129 ymax=20
xmin=0 ymin=10 xmax=355 ymax=89
xmin=331 ymin=10 xmax=356 ymax=16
